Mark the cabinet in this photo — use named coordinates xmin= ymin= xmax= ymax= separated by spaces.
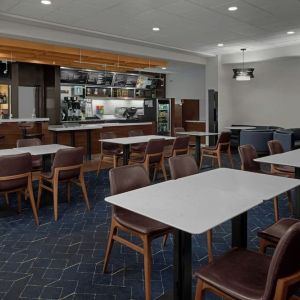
xmin=0 ymin=84 xmax=10 ymax=118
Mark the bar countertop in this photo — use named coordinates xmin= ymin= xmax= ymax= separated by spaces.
xmin=0 ymin=118 xmax=50 ymax=122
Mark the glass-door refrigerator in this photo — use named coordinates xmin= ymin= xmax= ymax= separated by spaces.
xmin=0 ymin=84 xmax=10 ymax=118
xmin=157 ymin=99 xmax=171 ymax=135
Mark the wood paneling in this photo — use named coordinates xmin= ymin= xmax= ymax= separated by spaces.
xmin=185 ymin=121 xmax=206 ymax=143
xmin=181 ymin=99 xmax=200 ymax=128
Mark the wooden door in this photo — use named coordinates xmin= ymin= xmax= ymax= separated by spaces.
xmin=181 ymin=99 xmax=199 ymax=129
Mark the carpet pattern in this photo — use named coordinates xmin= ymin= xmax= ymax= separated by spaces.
xmin=0 ymin=156 xmax=294 ymax=300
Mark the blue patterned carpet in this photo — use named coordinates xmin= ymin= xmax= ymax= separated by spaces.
xmin=0 ymin=156 xmax=293 ymax=300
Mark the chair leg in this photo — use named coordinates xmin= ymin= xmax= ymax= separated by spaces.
xmin=160 ymin=160 xmax=168 ymax=181
xmin=4 ymin=193 xmax=9 ymax=206
xmin=103 ymin=220 xmax=117 ymax=273
xmin=37 ymin=177 xmax=43 ymax=209
xmin=66 ymin=182 xmax=71 ymax=204
xmin=113 ymin=155 xmax=118 ymax=168
xmin=17 ymin=191 xmax=22 ymax=213
xmin=206 ymin=229 xmax=213 ymax=262
xmin=96 ymin=154 xmax=103 ymax=176
xmin=259 ymin=238 xmax=269 ymax=254
xmin=199 ymin=152 xmax=204 ymax=169
xmin=217 ymin=152 xmax=222 ymax=168
xmin=143 ymin=236 xmax=152 ymax=300
xmin=28 ymin=181 xmax=39 ymax=225
xmin=287 ymin=190 xmax=293 ymax=215
xmin=228 ymin=148 xmax=234 ymax=168
xmin=195 ymin=279 xmax=205 ymax=300
xmin=162 ymin=234 xmax=168 ymax=247
xmin=152 ymin=166 xmax=157 ymax=182
xmin=79 ymin=172 xmax=90 ymax=210
xmin=273 ymin=196 xmax=279 ymax=222
xmin=53 ymin=179 xmax=59 ymax=221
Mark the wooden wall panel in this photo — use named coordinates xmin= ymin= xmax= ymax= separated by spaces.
xmin=185 ymin=121 xmax=206 ymax=143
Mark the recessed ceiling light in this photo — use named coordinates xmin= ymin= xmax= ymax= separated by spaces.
xmin=217 ymin=43 xmax=224 ymax=47
xmin=287 ymin=31 xmax=295 ymax=35
xmin=228 ymin=6 xmax=238 ymax=11
xmin=152 ymin=27 xmax=160 ymax=32
xmin=41 ymin=0 xmax=52 ymax=5
xmin=162 ymin=67 xmax=167 ymax=70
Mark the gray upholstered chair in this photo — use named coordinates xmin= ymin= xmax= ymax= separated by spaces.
xmin=273 ymin=130 xmax=294 ymax=151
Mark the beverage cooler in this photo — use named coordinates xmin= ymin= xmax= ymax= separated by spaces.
xmin=143 ymin=98 xmax=172 ymax=135
xmin=0 ymin=84 xmax=10 ymax=119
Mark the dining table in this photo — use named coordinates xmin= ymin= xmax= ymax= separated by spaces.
xmin=175 ymin=131 xmax=219 ymax=165
xmin=99 ymin=135 xmax=174 ymax=165
xmin=105 ymin=167 xmax=300 ymax=300
xmin=255 ymin=148 xmax=300 ymax=218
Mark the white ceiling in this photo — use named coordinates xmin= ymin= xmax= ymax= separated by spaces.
xmin=1 ymin=0 xmax=300 ymax=56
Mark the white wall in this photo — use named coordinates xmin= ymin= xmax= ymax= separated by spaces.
xmin=166 ymin=61 xmax=206 ymax=120
xmin=18 ymin=86 xmax=35 ymax=118
xmin=220 ymin=57 xmax=300 ymax=129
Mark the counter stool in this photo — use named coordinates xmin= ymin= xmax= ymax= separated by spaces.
xmin=19 ymin=122 xmax=43 ymax=140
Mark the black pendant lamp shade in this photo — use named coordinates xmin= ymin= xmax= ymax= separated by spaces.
xmin=233 ymin=49 xmax=254 ymax=81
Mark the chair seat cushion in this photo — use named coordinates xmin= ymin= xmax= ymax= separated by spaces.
xmin=114 ymin=208 xmax=171 ymax=235
xmin=194 ymin=248 xmax=271 ymax=300
xmin=41 ymin=172 xmax=52 ymax=179
xmin=274 ymin=165 xmax=295 ymax=174
xmin=103 ymin=149 xmax=123 ymax=156
xmin=257 ymin=218 xmax=300 ymax=244
xmin=202 ymin=145 xmax=217 ymax=152
xmin=131 ymin=143 xmax=147 ymax=153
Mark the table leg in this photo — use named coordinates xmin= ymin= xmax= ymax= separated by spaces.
xmin=195 ymin=136 xmax=201 ymax=166
xmin=42 ymin=154 xmax=52 ymax=172
xmin=53 ymin=132 xmax=58 ymax=144
xmin=70 ymin=131 xmax=75 ymax=147
xmin=86 ymin=130 xmax=92 ymax=160
xmin=231 ymin=211 xmax=247 ymax=248
xmin=295 ymin=167 xmax=300 ymax=218
xmin=123 ymin=145 xmax=130 ymax=165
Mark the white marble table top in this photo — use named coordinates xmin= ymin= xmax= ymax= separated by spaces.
xmin=106 ymin=168 xmax=300 ymax=234
xmin=13 ymin=144 xmax=72 ymax=156
xmin=225 ymin=126 xmax=256 ymax=130
xmin=176 ymin=131 xmax=219 ymax=137
xmin=0 ymin=118 xmax=49 ymax=123
xmin=99 ymin=135 xmax=174 ymax=145
xmin=0 ymin=149 xmax=23 ymax=156
xmin=255 ymin=149 xmax=300 ymax=168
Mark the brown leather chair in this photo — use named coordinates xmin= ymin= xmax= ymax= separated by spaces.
xmin=194 ymin=222 xmax=300 ymax=300
xmin=239 ymin=144 xmax=291 ymax=222
xmin=17 ymin=138 xmax=42 ymax=170
xmin=174 ymin=127 xmax=195 ymax=153
xmin=164 ymin=136 xmax=190 ymax=158
xmin=19 ymin=122 xmax=43 ymax=140
xmin=200 ymin=131 xmax=233 ymax=169
xmin=128 ymin=129 xmax=147 ymax=156
xmin=97 ymin=132 xmax=122 ymax=175
xmin=258 ymin=217 xmax=300 ymax=253
xmin=0 ymin=153 xmax=39 ymax=225
xmin=37 ymin=147 xmax=90 ymax=221
xmin=169 ymin=154 xmax=213 ymax=262
xmin=103 ymin=164 xmax=173 ymax=300
xmin=268 ymin=140 xmax=294 ymax=215
xmin=130 ymin=139 xmax=167 ymax=181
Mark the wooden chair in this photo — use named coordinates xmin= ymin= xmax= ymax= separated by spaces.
xmin=128 ymin=129 xmax=147 ymax=156
xmin=130 ymin=138 xmax=167 ymax=181
xmin=268 ymin=140 xmax=294 ymax=215
xmin=164 ymin=136 xmax=190 ymax=158
xmin=200 ymin=131 xmax=233 ymax=169
xmin=19 ymin=122 xmax=43 ymax=140
xmin=97 ymin=132 xmax=122 ymax=176
xmin=194 ymin=222 xmax=300 ymax=300
xmin=239 ymin=144 xmax=291 ymax=222
xmin=174 ymin=127 xmax=195 ymax=153
xmin=17 ymin=138 xmax=42 ymax=170
xmin=103 ymin=164 xmax=173 ymax=300
xmin=37 ymin=147 xmax=90 ymax=221
xmin=0 ymin=153 xmax=39 ymax=225
xmin=169 ymin=154 xmax=213 ymax=262
xmin=258 ymin=217 xmax=300 ymax=254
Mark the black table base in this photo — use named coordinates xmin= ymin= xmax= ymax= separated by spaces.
xmin=295 ymin=167 xmax=300 ymax=218
xmin=231 ymin=212 xmax=247 ymax=248
xmin=122 ymin=145 xmax=130 ymax=165
xmin=195 ymin=136 xmax=201 ymax=166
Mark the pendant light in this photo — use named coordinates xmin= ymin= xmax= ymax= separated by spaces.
xmin=233 ymin=48 xmax=254 ymax=81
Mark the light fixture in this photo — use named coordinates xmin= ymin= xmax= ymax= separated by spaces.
xmin=233 ymin=48 xmax=254 ymax=81
xmin=228 ymin=6 xmax=238 ymax=11
xmin=287 ymin=31 xmax=295 ymax=35
xmin=41 ymin=0 xmax=52 ymax=5
xmin=152 ymin=27 xmax=160 ymax=32
xmin=162 ymin=67 xmax=167 ymax=70
xmin=217 ymin=43 xmax=224 ymax=47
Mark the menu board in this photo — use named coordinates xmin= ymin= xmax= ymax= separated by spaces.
xmin=86 ymin=71 xmax=113 ymax=86
xmin=136 ymin=75 xmax=152 ymax=89
xmin=113 ymin=74 xmax=138 ymax=87
xmin=61 ymin=69 xmax=87 ymax=84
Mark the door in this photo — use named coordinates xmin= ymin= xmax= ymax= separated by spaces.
xmin=18 ymin=86 xmax=37 ymax=118
xmin=181 ymin=99 xmax=200 ymax=129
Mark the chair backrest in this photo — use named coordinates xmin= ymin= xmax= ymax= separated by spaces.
xmin=216 ymin=131 xmax=231 ymax=151
xmin=263 ymin=223 xmax=300 ymax=300
xmin=174 ymin=127 xmax=185 ymax=137
xmin=17 ymin=138 xmax=41 ymax=147
xmin=268 ymin=140 xmax=284 ymax=155
xmin=169 ymin=155 xmax=198 ymax=179
xmin=128 ymin=129 xmax=144 ymax=137
xmin=273 ymin=130 xmax=294 ymax=152
xmin=52 ymin=147 xmax=84 ymax=180
xmin=171 ymin=136 xmax=190 ymax=156
xmin=109 ymin=164 xmax=150 ymax=195
xmin=238 ymin=144 xmax=261 ymax=172
xmin=0 ymin=153 xmax=32 ymax=192
xmin=144 ymin=139 xmax=165 ymax=163
xmin=100 ymin=132 xmax=119 ymax=151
